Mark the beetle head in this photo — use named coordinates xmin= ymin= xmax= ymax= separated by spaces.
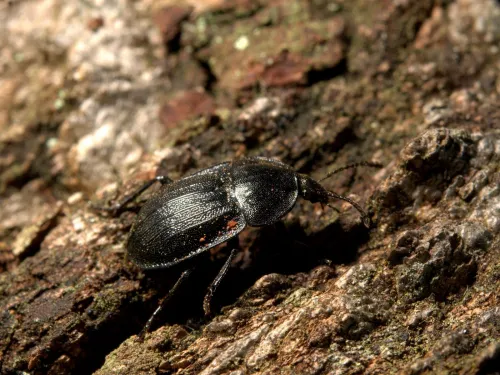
xmin=298 ymin=175 xmax=329 ymax=204
xmin=298 ymin=174 xmax=371 ymax=228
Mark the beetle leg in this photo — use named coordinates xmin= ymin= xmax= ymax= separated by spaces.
xmin=137 ymin=267 xmax=194 ymax=341
xmin=92 ymin=175 xmax=173 ymax=215
xmin=203 ymin=248 xmax=238 ymax=316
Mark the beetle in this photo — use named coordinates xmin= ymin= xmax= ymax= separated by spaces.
xmin=97 ymin=156 xmax=381 ymax=334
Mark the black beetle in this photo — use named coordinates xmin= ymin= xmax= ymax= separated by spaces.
xmin=97 ymin=156 xmax=381 ymax=334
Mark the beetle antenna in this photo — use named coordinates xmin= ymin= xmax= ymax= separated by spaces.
xmin=320 ymin=161 xmax=383 ymax=182
xmin=326 ymin=203 xmax=340 ymax=214
xmin=326 ymin=191 xmax=371 ymax=228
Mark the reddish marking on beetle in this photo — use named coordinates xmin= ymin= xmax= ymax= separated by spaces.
xmin=199 ymin=235 xmax=206 ymax=243
xmin=226 ymin=220 xmax=238 ymax=230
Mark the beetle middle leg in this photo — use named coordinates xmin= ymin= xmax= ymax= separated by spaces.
xmin=138 ymin=267 xmax=194 ymax=341
xmin=203 ymin=247 xmax=239 ymax=316
xmin=92 ymin=175 xmax=173 ymax=215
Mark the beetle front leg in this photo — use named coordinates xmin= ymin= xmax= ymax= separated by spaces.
xmin=203 ymin=248 xmax=238 ymax=316
xmin=92 ymin=175 xmax=173 ymax=216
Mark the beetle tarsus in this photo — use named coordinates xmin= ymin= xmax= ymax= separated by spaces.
xmin=137 ymin=267 xmax=194 ymax=341
xmin=203 ymin=248 xmax=238 ymax=316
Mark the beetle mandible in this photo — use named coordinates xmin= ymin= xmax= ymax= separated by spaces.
xmin=98 ymin=156 xmax=381 ymax=334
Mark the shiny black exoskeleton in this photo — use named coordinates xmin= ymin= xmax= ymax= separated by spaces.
xmin=98 ymin=156 xmax=380 ymax=335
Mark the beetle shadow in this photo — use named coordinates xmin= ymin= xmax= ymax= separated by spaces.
xmin=250 ymin=221 xmax=364 ymax=272
xmin=211 ymin=219 xmax=371 ymax=313
xmin=138 ymin=219 xmax=371 ymax=328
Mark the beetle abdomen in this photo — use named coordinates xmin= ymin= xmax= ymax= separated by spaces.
xmin=231 ymin=157 xmax=298 ymax=226
xmin=128 ymin=173 xmax=246 ymax=269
